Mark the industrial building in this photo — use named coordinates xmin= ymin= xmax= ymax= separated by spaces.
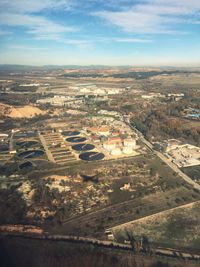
xmin=167 ymin=144 xmax=200 ymax=168
xmin=36 ymin=95 xmax=83 ymax=107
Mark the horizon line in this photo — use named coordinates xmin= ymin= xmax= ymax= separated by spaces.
xmin=0 ymin=64 xmax=200 ymax=69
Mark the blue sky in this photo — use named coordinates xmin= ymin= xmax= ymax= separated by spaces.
xmin=0 ymin=0 xmax=200 ymax=66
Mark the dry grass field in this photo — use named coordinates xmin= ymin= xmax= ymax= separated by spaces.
xmin=112 ymin=201 xmax=200 ymax=250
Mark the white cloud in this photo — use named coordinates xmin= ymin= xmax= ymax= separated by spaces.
xmin=94 ymin=0 xmax=200 ymax=34
xmin=0 ymin=0 xmax=73 ymax=13
xmin=62 ymin=36 xmax=152 ymax=48
xmin=0 ymin=0 xmax=75 ymax=40
xmin=136 ymin=0 xmax=200 ymax=16
xmin=64 ymin=39 xmax=92 ymax=45
xmin=0 ymin=12 xmax=75 ymax=40
xmin=62 ymin=36 xmax=153 ymax=47
xmin=0 ymin=29 xmax=12 ymax=35
xmin=65 ymin=39 xmax=94 ymax=49
xmin=1 ymin=0 xmax=199 ymax=49
xmin=94 ymin=10 xmax=169 ymax=34
xmin=113 ymin=37 xmax=153 ymax=43
xmin=9 ymin=45 xmax=49 ymax=51
xmin=192 ymin=21 xmax=200 ymax=24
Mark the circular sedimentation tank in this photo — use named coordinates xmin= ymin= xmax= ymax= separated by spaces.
xmin=79 ymin=152 xmax=105 ymax=161
xmin=14 ymin=132 xmax=37 ymax=139
xmin=14 ymin=132 xmax=28 ymax=138
xmin=17 ymin=150 xmax=44 ymax=159
xmin=72 ymin=143 xmax=95 ymax=151
xmin=16 ymin=140 xmax=39 ymax=149
xmin=62 ymin=130 xmax=80 ymax=137
xmin=66 ymin=136 xmax=87 ymax=143
xmin=19 ymin=161 xmax=33 ymax=170
xmin=0 ymin=143 xmax=9 ymax=152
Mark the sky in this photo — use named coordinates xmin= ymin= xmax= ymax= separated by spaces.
xmin=0 ymin=0 xmax=200 ymax=66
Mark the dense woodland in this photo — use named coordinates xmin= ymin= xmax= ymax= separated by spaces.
xmin=131 ymin=100 xmax=200 ymax=146
xmin=62 ymin=70 xmax=193 ymax=80
xmin=0 ymin=187 xmax=27 ymax=224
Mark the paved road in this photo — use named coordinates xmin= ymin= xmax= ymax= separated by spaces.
xmin=128 ymin=122 xmax=200 ymax=191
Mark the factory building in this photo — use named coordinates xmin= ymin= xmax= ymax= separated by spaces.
xmin=103 ymin=141 xmax=116 ymax=151
xmin=36 ymin=96 xmax=83 ymax=107
xmin=98 ymin=126 xmax=110 ymax=136
xmin=88 ymin=126 xmax=110 ymax=136
xmin=107 ymin=136 xmax=122 ymax=145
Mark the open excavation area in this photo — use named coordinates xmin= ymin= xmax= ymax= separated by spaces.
xmin=0 ymin=103 xmax=45 ymax=118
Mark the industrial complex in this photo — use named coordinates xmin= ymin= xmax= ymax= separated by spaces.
xmin=0 ymin=115 xmax=140 ymax=171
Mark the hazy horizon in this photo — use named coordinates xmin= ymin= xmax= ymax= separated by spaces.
xmin=1 ymin=63 xmax=200 ymax=69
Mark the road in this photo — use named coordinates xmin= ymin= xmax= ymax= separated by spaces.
xmin=127 ymin=121 xmax=200 ymax=191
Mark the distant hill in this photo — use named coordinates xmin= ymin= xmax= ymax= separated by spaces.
xmin=0 ymin=64 xmax=199 ymax=75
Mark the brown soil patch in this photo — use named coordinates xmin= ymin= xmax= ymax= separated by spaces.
xmin=8 ymin=105 xmax=45 ymax=118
